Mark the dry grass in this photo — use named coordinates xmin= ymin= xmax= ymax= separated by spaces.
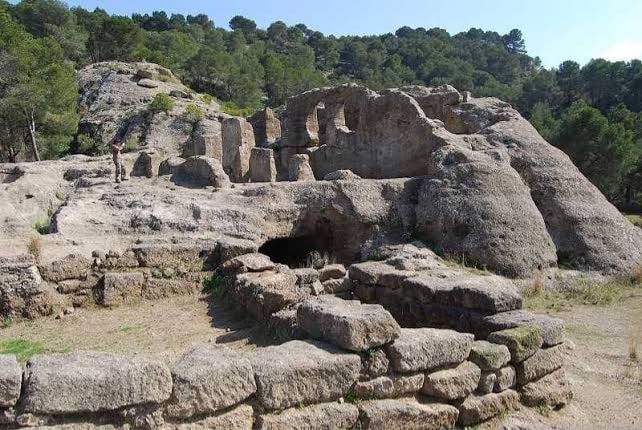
xmin=631 ymin=263 xmax=642 ymax=285
xmin=523 ymin=270 xmax=546 ymax=298
xmin=524 ymin=278 xmax=637 ymax=311
xmin=27 ymin=235 xmax=43 ymax=262
xmin=630 ymin=306 xmax=642 ymax=362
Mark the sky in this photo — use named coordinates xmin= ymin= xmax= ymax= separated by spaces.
xmin=57 ymin=0 xmax=642 ymax=68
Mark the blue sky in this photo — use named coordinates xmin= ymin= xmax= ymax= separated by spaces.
xmin=58 ymin=0 xmax=642 ymax=67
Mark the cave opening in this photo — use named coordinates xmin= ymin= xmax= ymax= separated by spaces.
xmin=258 ymin=234 xmax=335 ymax=268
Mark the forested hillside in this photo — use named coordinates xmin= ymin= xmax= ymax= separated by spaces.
xmin=1 ymin=0 xmax=641 ymax=210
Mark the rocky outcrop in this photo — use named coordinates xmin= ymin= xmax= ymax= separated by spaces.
xmin=222 ymin=118 xmax=255 ymax=182
xmin=171 ymin=156 xmax=230 ymax=188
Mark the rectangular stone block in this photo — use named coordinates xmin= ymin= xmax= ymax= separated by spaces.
xmin=359 ymin=399 xmax=459 ymax=430
xmin=166 ymin=345 xmax=256 ymax=418
xmin=422 ymin=361 xmax=481 ymax=400
xmin=22 ymin=352 xmax=172 ymax=415
xmin=487 ymin=325 xmax=543 ymax=363
xmin=0 ymin=355 xmax=22 ymax=408
xmin=256 ymin=402 xmax=358 ymax=430
xmin=476 ymin=310 xmax=564 ymax=346
xmin=250 ymin=147 xmax=277 ymax=183
xmin=354 ymin=373 xmax=424 ymax=399
xmin=494 ymin=366 xmax=516 ymax=392
xmin=457 ymin=390 xmax=520 ymax=426
xmin=386 ymin=328 xmax=473 ymax=373
xmin=515 ymin=344 xmax=565 ymax=385
xmin=100 ymin=272 xmax=144 ymax=307
xmin=251 ymin=340 xmax=361 ymax=409
xmin=172 ymin=404 xmax=254 ymax=430
xmin=297 ymin=297 xmax=401 ymax=351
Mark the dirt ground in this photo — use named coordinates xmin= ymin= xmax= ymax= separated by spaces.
xmin=1 ymin=291 xmax=641 ymax=429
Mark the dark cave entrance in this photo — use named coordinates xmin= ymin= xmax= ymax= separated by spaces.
xmin=258 ymin=234 xmax=335 ymax=268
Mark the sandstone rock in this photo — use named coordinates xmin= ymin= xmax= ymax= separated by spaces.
xmin=319 ymin=264 xmax=347 ymax=281
xmin=222 ymin=117 xmax=255 ymax=182
xmin=166 ymin=345 xmax=256 ymax=418
xmin=322 ymin=277 xmax=353 ymax=294
xmin=292 ymin=268 xmax=320 ymax=284
xmin=158 ymin=157 xmax=185 ymax=176
xmin=172 ymin=404 xmax=254 ymax=430
xmin=171 ymin=156 xmax=230 ymax=188
xmin=323 ymin=170 xmax=361 ymax=181
xmin=457 ymin=390 xmax=520 ymax=426
xmin=358 ymin=398 xmax=459 ymax=430
xmin=515 ymin=344 xmax=565 ymax=385
xmin=288 ymin=154 xmax=315 ymax=181
xmin=386 ymin=328 xmax=474 ymax=373
xmin=251 ymin=340 xmax=361 ymax=409
xmin=494 ymin=366 xmax=516 ymax=392
xmin=233 ymin=270 xmax=305 ymax=320
xmin=248 ymin=107 xmax=281 ymax=147
xmin=221 ymin=253 xmax=275 ymax=274
xmin=268 ymin=308 xmax=305 ymax=340
xmin=0 ymin=355 xmax=21 ymax=407
xmin=297 ymin=296 xmax=401 ymax=351
xmin=99 ymin=272 xmax=144 ymax=307
xmin=0 ymin=255 xmax=53 ymax=319
xmin=468 ymin=340 xmax=511 ymax=370
xmin=349 ymin=262 xmax=414 ymax=289
xmin=487 ymin=326 xmax=543 ymax=363
xmin=519 ymin=368 xmax=572 ymax=407
xmin=184 ymin=120 xmax=223 ymax=161
xmin=39 ymin=254 xmax=91 ymax=283
xmin=137 ymin=78 xmax=159 ymax=88
xmin=354 ymin=373 xmax=424 ymax=399
xmin=422 ymin=361 xmax=481 ymax=400
xmin=256 ymin=402 xmax=358 ymax=430
xmin=250 ymin=148 xmax=277 ymax=182
xmin=478 ymin=372 xmax=496 ymax=394
xmin=476 ymin=310 xmax=564 ymax=346
xmin=22 ymin=352 xmax=172 ymax=414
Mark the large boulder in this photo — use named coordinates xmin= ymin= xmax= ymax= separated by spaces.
xmin=233 ymin=270 xmax=306 ymax=320
xmin=21 ymin=352 xmax=172 ymax=414
xmin=248 ymin=107 xmax=282 ymax=147
xmin=249 ymin=147 xmax=277 ymax=182
xmin=297 ymin=297 xmax=401 ymax=352
xmin=289 ymin=154 xmax=315 ymax=181
xmin=166 ymin=345 xmax=256 ymax=418
xmin=171 ymin=156 xmax=231 ymax=188
xmin=222 ymin=117 xmax=255 ymax=182
xmin=250 ymin=340 xmax=361 ymax=409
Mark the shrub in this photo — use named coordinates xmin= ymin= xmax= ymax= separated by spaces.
xmin=149 ymin=93 xmax=175 ymax=114
xmin=182 ymin=104 xmax=205 ymax=124
xmin=33 ymin=219 xmax=50 ymax=235
xmin=123 ymin=136 xmax=139 ymax=153
xmin=523 ymin=271 xmax=546 ymax=298
xmin=204 ymin=274 xmax=224 ymax=295
xmin=200 ymin=94 xmax=213 ymax=105
xmin=76 ymin=133 xmax=98 ymax=155
xmin=222 ymin=101 xmax=256 ymax=118
xmin=27 ymin=235 xmax=43 ymax=261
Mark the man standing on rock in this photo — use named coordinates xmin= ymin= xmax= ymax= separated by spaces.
xmin=111 ymin=136 xmax=127 ymax=183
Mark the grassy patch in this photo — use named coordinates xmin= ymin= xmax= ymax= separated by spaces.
xmin=203 ymin=274 xmax=224 ymax=295
xmin=443 ymin=255 xmax=490 ymax=276
xmin=221 ymin=101 xmax=257 ymax=118
xmin=1 ymin=318 xmax=13 ymax=329
xmin=625 ymin=214 xmax=642 ymax=228
xmin=525 ymin=278 xmax=638 ymax=311
xmin=0 ymin=338 xmax=46 ymax=362
xmin=119 ymin=324 xmax=144 ymax=333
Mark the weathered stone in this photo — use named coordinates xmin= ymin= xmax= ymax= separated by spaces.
xmin=349 ymin=262 xmax=414 ymax=289
xmin=142 ymin=278 xmax=201 ymax=300
xmin=101 ymin=250 xmax=139 ymax=269
xmin=318 ymin=264 xmax=346 ymax=282
xmin=222 ymin=117 xmax=255 ymax=182
xmin=0 ymin=408 xmax=16 ymax=426
xmin=363 ymin=348 xmax=390 ymax=378
xmin=99 ymin=272 xmax=144 ymax=307
xmin=251 ymin=340 xmax=361 ymax=409
xmin=494 ymin=366 xmax=516 ymax=392
xmin=256 ymin=402 xmax=358 ymax=430
xmin=172 ymin=404 xmax=254 ymax=430
xmin=322 ymin=277 xmax=353 ymax=294
xmin=131 ymin=150 xmax=162 ymax=178
xmin=288 ymin=154 xmax=315 ymax=181
xmin=158 ymin=157 xmax=185 ymax=176
xmin=169 ymin=89 xmax=189 ymax=98
xmin=358 ymin=398 xmax=459 ymax=430
xmin=292 ymin=268 xmax=320 ymax=284
xmin=166 ymin=345 xmax=256 ymax=419
xmin=268 ymin=308 xmax=305 ymax=340
xmin=354 ymin=373 xmax=424 ymax=399
xmin=0 ymin=355 xmax=21 ymax=407
xmin=469 ymin=340 xmax=511 ymax=371
xmin=250 ymin=148 xmax=277 ymax=182
xmin=477 ymin=310 xmax=565 ymax=346
xmin=323 ymin=170 xmax=361 ymax=181
xmin=248 ymin=107 xmax=281 ymax=147
xmin=487 ymin=325 xmax=543 ymax=363
xmin=221 ymin=253 xmax=275 ymax=274
xmin=478 ymin=372 xmax=496 ymax=394
xmin=457 ymin=390 xmax=520 ymax=426
xmin=519 ymin=369 xmax=573 ymax=407
xmin=172 ymin=156 xmax=231 ymax=188
xmin=515 ymin=344 xmax=565 ymax=385
xmin=136 ymin=69 xmax=154 ymax=79
xmin=0 ymin=255 xmax=52 ymax=319
xmin=39 ymin=254 xmax=91 ymax=283
xmin=137 ymin=78 xmax=159 ymax=88
xmin=422 ymin=361 xmax=481 ymax=400
xmin=133 ymin=244 xmax=204 ymax=270
xmin=234 ymin=270 xmax=306 ymax=320
xmin=22 ymin=352 xmax=172 ymax=414
xmin=386 ymin=328 xmax=474 ymax=373
xmin=297 ymin=296 xmax=401 ymax=351
xmin=185 ymin=121 xmax=223 ymax=161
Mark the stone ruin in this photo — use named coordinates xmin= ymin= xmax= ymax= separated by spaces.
xmin=1 ymin=81 xmax=641 ymax=430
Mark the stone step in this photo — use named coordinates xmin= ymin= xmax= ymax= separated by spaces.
xmin=422 ymin=361 xmax=481 ymax=400
xmin=358 ymin=398 xmax=459 ymax=430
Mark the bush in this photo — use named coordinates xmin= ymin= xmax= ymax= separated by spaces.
xmin=182 ymin=104 xmax=205 ymax=124
xmin=222 ymin=101 xmax=256 ymax=118
xmin=200 ymin=94 xmax=213 ymax=105
xmin=123 ymin=136 xmax=139 ymax=153
xmin=149 ymin=93 xmax=175 ymax=114
xmin=76 ymin=133 xmax=98 ymax=155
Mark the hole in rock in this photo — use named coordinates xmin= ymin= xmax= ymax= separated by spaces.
xmin=259 ymin=234 xmax=336 ymax=268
